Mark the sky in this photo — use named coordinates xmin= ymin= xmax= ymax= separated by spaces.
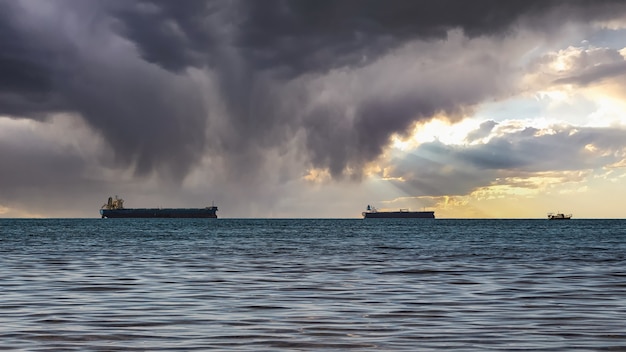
xmin=1 ymin=0 xmax=626 ymax=218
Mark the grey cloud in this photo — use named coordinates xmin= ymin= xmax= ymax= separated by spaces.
xmin=457 ymin=126 xmax=626 ymax=173
xmin=0 ymin=134 xmax=86 ymax=190
xmin=465 ymin=120 xmax=498 ymax=143
xmin=107 ymin=0 xmax=626 ymax=180
xmin=389 ymin=146 xmax=490 ymax=196
xmin=2 ymin=0 xmax=626 ymax=189
xmin=386 ymin=125 xmax=626 ymax=197
xmin=554 ymin=61 xmax=626 ymax=86
xmin=530 ymin=46 xmax=626 ymax=87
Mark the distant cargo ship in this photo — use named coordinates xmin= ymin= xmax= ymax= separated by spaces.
xmin=100 ymin=196 xmax=218 ymax=218
xmin=362 ymin=205 xmax=435 ymax=219
xmin=548 ymin=212 xmax=571 ymax=220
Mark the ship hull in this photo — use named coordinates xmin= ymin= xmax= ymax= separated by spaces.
xmin=100 ymin=208 xmax=217 ymax=218
xmin=363 ymin=211 xmax=435 ymax=219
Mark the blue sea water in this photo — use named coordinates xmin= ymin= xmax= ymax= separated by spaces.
xmin=1 ymin=218 xmax=625 ymax=351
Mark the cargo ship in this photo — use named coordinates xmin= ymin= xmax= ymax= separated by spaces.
xmin=100 ymin=196 xmax=218 ymax=218
xmin=362 ymin=205 xmax=435 ymax=219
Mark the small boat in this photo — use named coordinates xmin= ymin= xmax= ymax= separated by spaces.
xmin=548 ymin=212 xmax=572 ymax=220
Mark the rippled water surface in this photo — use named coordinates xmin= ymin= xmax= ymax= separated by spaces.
xmin=1 ymin=218 xmax=626 ymax=351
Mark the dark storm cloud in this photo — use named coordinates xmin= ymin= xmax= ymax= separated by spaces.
xmin=0 ymin=0 xmax=208 ymax=178
xmin=234 ymin=0 xmax=550 ymax=75
xmin=2 ymin=0 xmax=626 ymax=184
xmin=0 ymin=2 xmax=65 ymax=116
xmin=111 ymin=0 xmax=220 ymax=72
xmin=109 ymin=0 xmax=580 ymax=76
xmin=115 ymin=0 xmax=623 ymax=75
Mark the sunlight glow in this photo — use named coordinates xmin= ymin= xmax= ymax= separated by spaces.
xmin=584 ymin=87 xmax=626 ymax=126
xmin=596 ymin=17 xmax=626 ymax=30
xmin=471 ymin=184 xmax=538 ymax=200
xmin=584 ymin=143 xmax=598 ymax=153
xmin=303 ymin=168 xmax=331 ymax=183
xmin=391 ymin=117 xmax=483 ymax=149
xmin=606 ymin=158 xmax=626 ymax=169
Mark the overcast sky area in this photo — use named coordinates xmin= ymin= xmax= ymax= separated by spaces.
xmin=1 ymin=0 xmax=626 ymax=218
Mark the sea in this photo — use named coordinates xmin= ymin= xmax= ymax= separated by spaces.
xmin=1 ymin=218 xmax=625 ymax=351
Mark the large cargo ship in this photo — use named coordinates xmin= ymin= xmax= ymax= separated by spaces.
xmin=362 ymin=205 xmax=435 ymax=219
xmin=100 ymin=196 xmax=218 ymax=218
